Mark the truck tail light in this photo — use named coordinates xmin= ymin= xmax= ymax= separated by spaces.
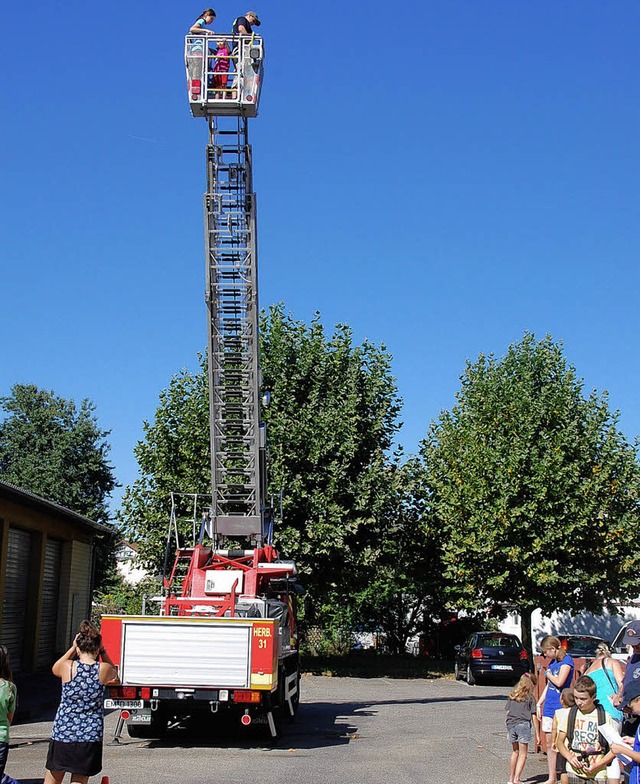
xmin=240 ymin=712 xmax=252 ymax=725
xmin=471 ymin=649 xmax=482 ymax=659
xmin=232 ymin=690 xmax=260 ymax=704
xmin=109 ymin=686 xmax=146 ymax=700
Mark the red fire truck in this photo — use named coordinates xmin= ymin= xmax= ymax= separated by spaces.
xmin=101 ymin=538 xmax=301 ymax=739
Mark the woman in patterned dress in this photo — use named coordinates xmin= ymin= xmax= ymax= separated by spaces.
xmin=44 ymin=621 xmax=117 ymax=784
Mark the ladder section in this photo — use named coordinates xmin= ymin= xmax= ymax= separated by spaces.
xmin=205 ymin=116 xmax=263 ymax=540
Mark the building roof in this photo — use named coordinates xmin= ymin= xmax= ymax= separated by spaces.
xmin=116 ymin=540 xmax=139 ymax=551
xmin=0 ymin=480 xmax=112 ymax=534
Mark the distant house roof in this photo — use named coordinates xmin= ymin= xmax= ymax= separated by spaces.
xmin=0 ymin=480 xmax=112 ymax=534
xmin=116 ymin=540 xmax=139 ymax=551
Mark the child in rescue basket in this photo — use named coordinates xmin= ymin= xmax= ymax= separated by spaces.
xmin=506 ymin=672 xmax=539 ymax=784
xmin=0 ymin=645 xmax=17 ymax=782
xmin=552 ymin=688 xmax=576 ymax=784
xmin=212 ymin=39 xmax=231 ymax=98
xmin=611 ymin=678 xmax=640 ymax=784
xmin=189 ymin=8 xmax=216 ymax=35
xmin=556 ymin=675 xmax=616 ymax=784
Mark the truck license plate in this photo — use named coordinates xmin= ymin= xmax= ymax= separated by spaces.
xmin=104 ymin=699 xmax=144 ymax=709
xmin=491 ymin=665 xmax=512 ymax=671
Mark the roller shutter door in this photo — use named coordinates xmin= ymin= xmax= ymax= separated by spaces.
xmin=37 ymin=539 xmax=62 ymax=670
xmin=1 ymin=528 xmax=32 ymax=673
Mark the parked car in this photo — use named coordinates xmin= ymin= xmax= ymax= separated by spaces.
xmin=610 ymin=621 xmax=638 ymax=661
xmin=554 ymin=634 xmax=606 ymax=659
xmin=454 ymin=631 xmax=529 ymax=685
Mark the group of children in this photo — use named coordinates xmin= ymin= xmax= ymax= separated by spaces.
xmin=504 ymin=633 xmax=640 ymax=784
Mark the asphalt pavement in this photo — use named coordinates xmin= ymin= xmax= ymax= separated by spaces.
xmin=8 ymin=675 xmax=551 ymax=784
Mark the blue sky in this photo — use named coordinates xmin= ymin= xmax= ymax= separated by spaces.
xmin=1 ymin=1 xmax=638 ymax=511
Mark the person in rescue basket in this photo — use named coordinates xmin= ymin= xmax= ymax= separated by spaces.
xmin=0 ymin=645 xmax=17 ymax=782
xmin=212 ymin=39 xmax=232 ymax=98
xmin=537 ymin=636 xmax=575 ymax=784
xmin=44 ymin=621 xmax=117 ymax=784
xmin=232 ymin=11 xmax=261 ymax=36
xmin=189 ymin=8 xmax=217 ymax=35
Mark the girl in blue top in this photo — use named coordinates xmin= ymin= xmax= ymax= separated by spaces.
xmin=189 ymin=8 xmax=216 ymax=35
xmin=536 ymin=635 xmax=575 ymax=784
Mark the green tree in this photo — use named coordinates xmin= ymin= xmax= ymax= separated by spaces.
xmin=352 ymin=456 xmax=446 ymax=654
xmin=93 ymin=573 xmax=161 ymax=622
xmin=0 ymin=383 xmax=117 ymax=522
xmin=119 ymin=362 xmax=210 ymax=569
xmin=261 ymin=305 xmax=403 ymax=631
xmin=420 ymin=333 xmax=640 ymax=653
xmin=0 ymin=383 xmax=118 ymax=587
xmin=120 ymin=305 xmax=403 ymax=635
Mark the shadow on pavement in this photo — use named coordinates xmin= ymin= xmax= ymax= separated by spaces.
xmin=109 ymin=690 xmax=509 ymax=751
xmin=13 ymin=673 xmax=60 ymax=724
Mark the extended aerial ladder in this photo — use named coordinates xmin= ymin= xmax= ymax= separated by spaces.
xmin=101 ymin=32 xmax=301 ymax=741
xmin=189 ymin=33 xmax=267 ymax=543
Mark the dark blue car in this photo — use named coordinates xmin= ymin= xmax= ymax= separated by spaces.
xmin=455 ymin=631 xmax=530 ymax=685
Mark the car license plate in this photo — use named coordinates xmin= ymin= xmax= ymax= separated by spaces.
xmin=491 ymin=665 xmax=513 ymax=671
xmin=130 ymin=711 xmax=152 ymax=723
xmin=104 ymin=699 xmax=144 ymax=709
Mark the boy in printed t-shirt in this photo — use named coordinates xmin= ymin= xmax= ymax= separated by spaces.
xmin=556 ymin=675 xmax=616 ymax=782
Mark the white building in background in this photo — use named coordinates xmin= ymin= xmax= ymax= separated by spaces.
xmin=499 ymin=603 xmax=640 ymax=650
xmin=115 ymin=540 xmax=147 ymax=585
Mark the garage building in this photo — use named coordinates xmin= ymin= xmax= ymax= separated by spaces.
xmin=0 ymin=480 xmax=111 ymax=673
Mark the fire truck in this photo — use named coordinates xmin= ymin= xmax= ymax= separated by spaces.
xmin=101 ymin=32 xmax=301 ymax=740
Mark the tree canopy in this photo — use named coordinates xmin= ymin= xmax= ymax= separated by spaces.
xmin=0 ymin=383 xmax=117 ymax=524
xmin=420 ymin=333 xmax=640 ymax=650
